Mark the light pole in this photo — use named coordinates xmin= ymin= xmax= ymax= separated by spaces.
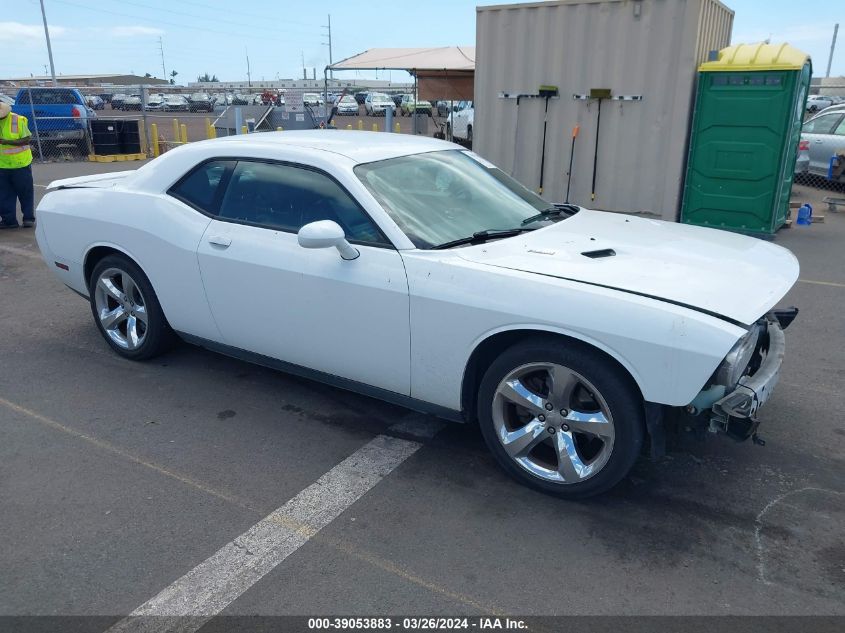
xmin=39 ymin=0 xmax=57 ymax=85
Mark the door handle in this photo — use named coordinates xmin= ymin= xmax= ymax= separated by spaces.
xmin=814 ymin=139 xmax=823 ymax=143
xmin=207 ymin=235 xmax=232 ymax=247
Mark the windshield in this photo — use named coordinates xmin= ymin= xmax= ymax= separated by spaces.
xmin=372 ymin=95 xmax=391 ymax=103
xmin=354 ymin=150 xmax=560 ymax=249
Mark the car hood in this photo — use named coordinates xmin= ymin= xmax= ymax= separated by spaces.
xmin=457 ymin=210 xmax=799 ymax=325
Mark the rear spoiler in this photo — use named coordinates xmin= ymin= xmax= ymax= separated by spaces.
xmin=47 ymin=170 xmax=136 ymax=191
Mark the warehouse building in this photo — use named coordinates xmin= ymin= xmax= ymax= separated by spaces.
xmin=0 ymin=73 xmax=170 ymax=87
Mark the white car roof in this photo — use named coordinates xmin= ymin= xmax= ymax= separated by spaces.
xmin=210 ymin=130 xmax=461 ymax=163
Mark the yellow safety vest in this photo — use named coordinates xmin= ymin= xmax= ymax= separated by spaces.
xmin=0 ymin=113 xmax=33 ymax=169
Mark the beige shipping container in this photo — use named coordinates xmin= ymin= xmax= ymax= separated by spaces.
xmin=474 ymin=0 xmax=734 ymax=220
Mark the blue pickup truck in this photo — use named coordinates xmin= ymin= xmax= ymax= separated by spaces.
xmin=12 ymin=87 xmax=93 ymax=154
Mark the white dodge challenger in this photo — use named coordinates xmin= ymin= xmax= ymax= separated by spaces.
xmin=35 ymin=131 xmax=799 ymax=498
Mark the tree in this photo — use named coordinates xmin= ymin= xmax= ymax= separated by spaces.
xmin=144 ymin=72 xmax=152 ymax=78
xmin=197 ymin=73 xmax=219 ymax=82
xmin=169 ymin=69 xmax=179 ymax=85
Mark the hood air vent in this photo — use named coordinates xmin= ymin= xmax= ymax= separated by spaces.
xmin=581 ymin=248 xmax=616 ymax=259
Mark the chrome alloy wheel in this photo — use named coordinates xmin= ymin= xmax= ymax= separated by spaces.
xmin=492 ymin=362 xmax=616 ymax=484
xmin=93 ymin=267 xmax=148 ymax=350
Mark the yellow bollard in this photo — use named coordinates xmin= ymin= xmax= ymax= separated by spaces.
xmin=357 ymin=119 xmax=363 ymax=131
xmin=172 ymin=118 xmax=179 ymax=144
xmin=241 ymin=125 xmax=248 ymax=135
xmin=151 ymin=123 xmax=159 ymax=157
xmin=346 ymin=124 xmax=352 ymax=130
xmin=276 ymin=127 xmax=284 ymax=132
xmin=208 ymin=125 xmax=217 ymax=139
xmin=180 ymin=124 xmax=188 ymax=144
xmin=394 ymin=122 xmax=401 ymax=134
xmin=372 ymin=123 xmax=379 ymax=132
xmin=205 ymin=118 xmax=212 ymax=140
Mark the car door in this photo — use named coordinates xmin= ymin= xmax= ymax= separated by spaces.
xmin=195 ymin=159 xmax=411 ymax=395
xmin=802 ymin=112 xmax=844 ymax=173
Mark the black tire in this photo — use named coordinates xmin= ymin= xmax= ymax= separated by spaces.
xmin=88 ymin=254 xmax=174 ymax=361
xmin=477 ymin=337 xmax=644 ymax=499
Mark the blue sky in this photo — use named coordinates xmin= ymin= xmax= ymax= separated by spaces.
xmin=2 ymin=0 xmax=842 ymax=83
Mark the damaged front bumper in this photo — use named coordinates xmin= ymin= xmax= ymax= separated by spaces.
xmin=709 ymin=316 xmax=786 ymax=441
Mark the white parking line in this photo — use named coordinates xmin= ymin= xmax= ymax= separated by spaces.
xmin=107 ymin=418 xmax=443 ymax=633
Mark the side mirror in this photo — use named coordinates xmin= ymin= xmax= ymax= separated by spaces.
xmin=297 ymin=220 xmax=359 ymax=260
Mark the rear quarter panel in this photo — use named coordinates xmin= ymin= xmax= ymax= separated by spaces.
xmin=36 ymin=187 xmax=220 ymax=340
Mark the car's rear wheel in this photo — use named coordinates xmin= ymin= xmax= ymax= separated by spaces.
xmin=89 ymin=255 xmax=174 ymax=361
xmin=477 ymin=339 xmax=644 ymax=498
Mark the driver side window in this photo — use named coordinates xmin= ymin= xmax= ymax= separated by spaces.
xmin=218 ymin=160 xmax=389 ymax=246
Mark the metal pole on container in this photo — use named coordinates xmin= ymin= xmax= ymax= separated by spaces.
xmin=827 ymin=23 xmax=839 ymax=78
xmin=39 ymin=0 xmax=57 ymax=86
xmin=27 ymin=87 xmax=44 ymax=162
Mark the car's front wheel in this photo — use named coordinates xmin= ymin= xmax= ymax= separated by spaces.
xmin=89 ymin=255 xmax=174 ymax=361
xmin=478 ymin=338 xmax=644 ymax=498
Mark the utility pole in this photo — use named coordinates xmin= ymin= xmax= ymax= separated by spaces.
xmin=246 ymin=48 xmax=252 ymax=87
xmin=301 ymin=51 xmax=306 ymax=80
xmin=39 ymin=0 xmax=57 ymax=85
xmin=827 ymin=23 xmax=839 ymax=78
xmin=158 ymin=36 xmax=167 ymax=80
xmin=322 ymin=14 xmax=333 ymax=79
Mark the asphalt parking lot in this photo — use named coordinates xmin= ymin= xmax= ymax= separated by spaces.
xmin=1 ymin=162 xmax=843 ymax=629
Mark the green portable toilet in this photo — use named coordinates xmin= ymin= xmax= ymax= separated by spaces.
xmin=681 ymin=43 xmax=811 ymax=235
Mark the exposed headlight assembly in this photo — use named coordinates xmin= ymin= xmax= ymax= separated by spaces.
xmin=716 ymin=327 xmax=760 ymax=388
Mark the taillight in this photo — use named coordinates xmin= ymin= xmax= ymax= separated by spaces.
xmin=71 ymin=106 xmax=81 ymax=117
xmin=798 ymin=140 xmax=809 ymax=151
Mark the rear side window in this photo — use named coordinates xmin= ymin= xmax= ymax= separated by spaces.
xmin=169 ymin=160 xmax=234 ymax=214
xmin=16 ymin=89 xmax=83 ymax=105
xmin=802 ymin=114 xmax=841 ymax=135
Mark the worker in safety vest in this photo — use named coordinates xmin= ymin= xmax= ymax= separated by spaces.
xmin=0 ymin=102 xmax=35 ymax=229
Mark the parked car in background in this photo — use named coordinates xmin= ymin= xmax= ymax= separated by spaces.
xmin=34 ymin=131 xmax=799 ymax=499
xmin=447 ymin=101 xmax=474 ymax=144
xmin=354 ymin=92 xmax=368 ymax=105
xmin=799 ymin=105 xmax=845 ymax=177
xmin=189 ymin=93 xmax=214 ymax=112
xmin=12 ymin=87 xmax=93 ymax=154
xmin=122 ymin=95 xmax=142 ymax=110
xmin=85 ymin=95 xmax=105 ymax=110
xmin=794 ymin=138 xmax=810 ymax=175
xmin=111 ymin=94 xmax=127 ymax=109
xmin=146 ymin=94 xmax=165 ymax=111
xmin=303 ymin=93 xmax=323 ymax=107
xmin=98 ymin=93 xmax=113 ymax=104
xmin=399 ymin=94 xmax=432 ymax=117
xmin=436 ymin=100 xmax=459 ymax=117
xmin=806 ymin=95 xmax=833 ymax=113
xmin=165 ymin=95 xmax=189 ymax=112
xmin=391 ymin=94 xmax=404 ymax=108
xmin=335 ymin=94 xmax=359 ymax=115
xmin=365 ymin=93 xmax=395 ymax=116
xmin=231 ymin=94 xmax=250 ymax=106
